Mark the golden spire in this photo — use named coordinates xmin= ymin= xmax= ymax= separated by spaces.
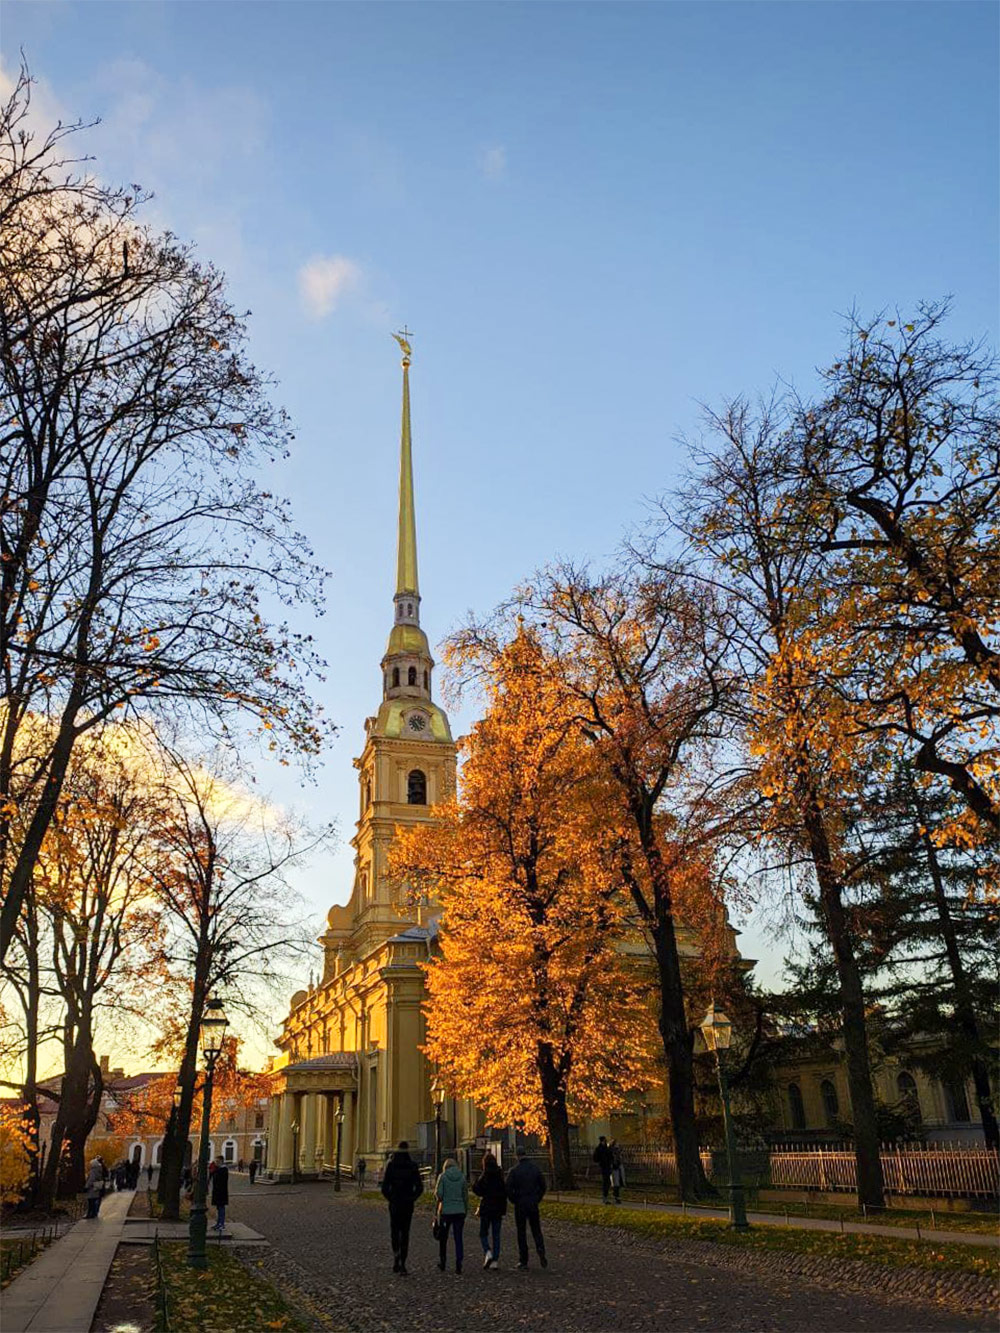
xmin=393 ymin=328 xmax=418 ymax=599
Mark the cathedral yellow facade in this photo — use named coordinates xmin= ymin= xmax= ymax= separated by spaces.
xmin=267 ymin=338 xmax=478 ymax=1178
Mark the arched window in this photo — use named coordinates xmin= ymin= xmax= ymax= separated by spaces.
xmin=897 ymin=1072 xmax=921 ymax=1122
xmin=787 ymin=1082 xmax=806 ymax=1130
xmin=820 ymin=1079 xmax=840 ymax=1125
xmin=423 ymin=669 xmax=429 ymax=690
xmin=407 ymin=769 xmax=427 ymax=805
xmin=223 ymin=1139 xmax=236 ymax=1163
xmin=407 ymin=602 xmax=413 ymax=616
xmin=392 ymin=667 xmax=400 ymax=688
xmin=408 ymin=666 xmax=417 ymax=686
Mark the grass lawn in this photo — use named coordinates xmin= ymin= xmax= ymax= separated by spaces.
xmin=0 ymin=1230 xmax=57 ymax=1287
xmin=549 ymin=1185 xmax=999 ymax=1236
xmin=543 ymin=1200 xmax=1000 ymax=1280
xmin=156 ymin=1242 xmax=310 ymax=1332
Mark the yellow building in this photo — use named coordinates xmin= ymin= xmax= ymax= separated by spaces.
xmin=267 ymin=335 xmax=477 ymax=1179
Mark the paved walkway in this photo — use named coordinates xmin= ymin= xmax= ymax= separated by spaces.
xmin=550 ymin=1189 xmax=1000 ymax=1249
xmin=1 ymin=1190 xmax=132 ymax=1333
xmin=231 ymin=1177 xmax=995 ymax=1332
xmin=1 ymin=1188 xmax=266 ymax=1333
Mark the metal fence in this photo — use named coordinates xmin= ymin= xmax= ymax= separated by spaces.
xmin=767 ymin=1143 xmax=999 ymax=1199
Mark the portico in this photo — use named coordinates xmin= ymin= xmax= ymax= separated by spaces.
xmin=267 ymin=1053 xmax=358 ymax=1181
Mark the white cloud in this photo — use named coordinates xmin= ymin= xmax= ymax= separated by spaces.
xmin=480 ymin=145 xmax=507 ymax=180
xmin=298 ymin=254 xmax=363 ymax=319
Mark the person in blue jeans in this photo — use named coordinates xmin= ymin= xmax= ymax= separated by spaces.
xmin=472 ymin=1152 xmax=508 ymax=1269
xmin=435 ymin=1157 xmax=468 ymax=1273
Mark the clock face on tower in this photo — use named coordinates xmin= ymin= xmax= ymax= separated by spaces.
xmin=407 ymin=712 xmax=428 ymax=733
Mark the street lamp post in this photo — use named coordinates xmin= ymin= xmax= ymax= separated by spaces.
xmin=430 ymin=1077 xmax=445 ymax=1176
xmin=334 ymin=1098 xmax=345 ymax=1192
xmin=290 ymin=1120 xmax=300 ymax=1185
xmin=698 ymin=1003 xmax=749 ymax=1232
xmin=187 ymin=997 xmax=229 ymax=1269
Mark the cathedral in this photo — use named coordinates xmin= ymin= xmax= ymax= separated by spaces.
xmin=266 ymin=336 xmax=746 ymax=1180
xmin=266 ymin=335 xmax=479 ymax=1178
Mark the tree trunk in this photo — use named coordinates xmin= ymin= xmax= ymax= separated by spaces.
xmin=21 ymin=887 xmax=42 ymax=1209
xmin=915 ymin=802 xmax=999 ymax=1151
xmin=39 ymin=1031 xmax=100 ymax=1206
xmin=631 ymin=823 xmax=713 ymax=1201
xmin=803 ymin=803 xmax=885 ymax=1209
xmin=536 ymin=1043 xmax=575 ymax=1189
xmin=0 ymin=711 xmax=79 ymax=963
xmin=159 ymin=975 xmax=208 ymax=1219
xmin=651 ymin=914 xmax=713 ymax=1200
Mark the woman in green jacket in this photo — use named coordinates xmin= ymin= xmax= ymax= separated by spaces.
xmin=434 ymin=1157 xmax=469 ymax=1273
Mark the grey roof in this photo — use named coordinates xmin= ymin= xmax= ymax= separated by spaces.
xmin=283 ymin=1052 xmax=358 ymax=1072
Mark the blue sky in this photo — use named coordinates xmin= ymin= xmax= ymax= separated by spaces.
xmin=4 ymin=1 xmax=998 ymax=1047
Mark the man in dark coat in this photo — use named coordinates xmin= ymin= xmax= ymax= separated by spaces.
xmin=380 ymin=1140 xmax=423 ymax=1276
xmin=505 ymin=1146 xmax=548 ymax=1269
xmin=210 ymin=1156 xmax=230 ymax=1232
xmin=593 ymin=1135 xmax=613 ymax=1204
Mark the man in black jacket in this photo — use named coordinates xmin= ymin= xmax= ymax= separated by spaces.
xmin=593 ymin=1135 xmax=613 ymax=1204
xmin=505 ymin=1147 xmax=548 ymax=1270
xmin=380 ymin=1141 xmax=423 ymax=1275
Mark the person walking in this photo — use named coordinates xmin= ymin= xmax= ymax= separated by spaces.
xmin=238 ymin=1157 xmax=245 ymax=1174
xmin=506 ymin=1146 xmax=547 ymax=1270
xmin=472 ymin=1151 xmax=507 ymax=1270
xmin=593 ymin=1135 xmax=613 ymax=1204
xmin=356 ymin=1156 xmax=367 ymax=1193
xmin=380 ymin=1141 xmax=423 ymax=1276
xmin=211 ymin=1156 xmax=230 ymax=1232
xmin=248 ymin=1159 xmax=258 ymax=1184
xmin=435 ymin=1157 xmax=469 ymax=1273
xmin=609 ymin=1139 xmax=625 ymax=1205
xmin=84 ymin=1157 xmax=105 ymax=1219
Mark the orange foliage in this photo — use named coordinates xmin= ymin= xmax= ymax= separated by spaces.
xmin=0 ymin=1103 xmax=34 ymax=1204
xmin=392 ymin=628 xmax=655 ymax=1136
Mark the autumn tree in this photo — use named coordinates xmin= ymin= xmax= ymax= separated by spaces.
xmin=0 ymin=67 xmax=330 ymax=963
xmin=28 ymin=726 xmax=166 ymax=1205
xmin=665 ymin=399 xmax=890 ymax=1204
xmin=145 ymin=743 xmax=322 ymax=1219
xmin=0 ymin=1101 xmax=33 ymax=1205
xmin=393 ymin=628 xmax=652 ymax=1187
xmin=456 ymin=563 xmax=737 ymax=1200
xmin=791 ymin=302 xmax=999 ymax=841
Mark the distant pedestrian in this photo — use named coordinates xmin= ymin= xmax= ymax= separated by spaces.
xmin=380 ymin=1140 xmax=423 ymax=1276
xmin=593 ymin=1135 xmax=613 ymax=1204
xmin=85 ymin=1157 xmax=105 ymax=1219
xmin=609 ymin=1139 xmax=624 ymax=1205
xmin=506 ymin=1146 xmax=547 ymax=1270
xmin=356 ymin=1156 xmax=367 ymax=1193
xmin=238 ymin=1157 xmax=245 ymax=1173
xmin=248 ymin=1159 xmax=258 ymax=1184
xmin=472 ymin=1151 xmax=507 ymax=1270
xmin=211 ymin=1156 xmax=230 ymax=1232
xmin=145 ymin=1162 xmax=153 ymax=1186
xmin=435 ymin=1157 xmax=468 ymax=1274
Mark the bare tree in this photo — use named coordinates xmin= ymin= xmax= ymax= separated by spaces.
xmin=145 ymin=743 xmax=325 ymax=1220
xmin=0 ymin=67 xmax=330 ymax=962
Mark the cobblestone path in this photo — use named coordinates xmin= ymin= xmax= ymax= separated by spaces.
xmin=229 ymin=1177 xmax=990 ymax=1333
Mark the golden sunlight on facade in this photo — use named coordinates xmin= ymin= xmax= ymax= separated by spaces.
xmin=266 ymin=337 xmax=740 ymax=1177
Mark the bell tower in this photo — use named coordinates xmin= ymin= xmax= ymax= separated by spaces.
xmin=321 ymin=332 xmax=457 ymax=975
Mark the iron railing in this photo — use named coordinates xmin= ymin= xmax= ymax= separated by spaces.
xmin=768 ymin=1143 xmax=999 ymax=1199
